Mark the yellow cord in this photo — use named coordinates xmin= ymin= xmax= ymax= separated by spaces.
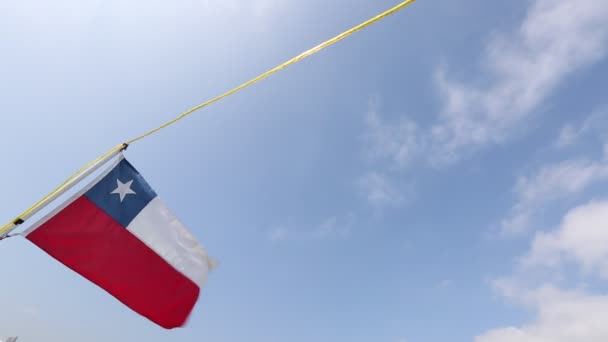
xmin=126 ymin=0 xmax=415 ymax=144
xmin=0 ymin=144 xmax=126 ymax=236
xmin=0 ymin=0 xmax=416 ymax=237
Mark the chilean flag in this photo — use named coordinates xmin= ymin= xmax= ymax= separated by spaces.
xmin=23 ymin=155 xmax=210 ymax=329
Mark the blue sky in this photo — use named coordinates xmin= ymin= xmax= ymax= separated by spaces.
xmin=1 ymin=0 xmax=608 ymax=341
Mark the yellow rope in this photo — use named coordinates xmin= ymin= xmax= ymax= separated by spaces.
xmin=0 ymin=0 xmax=416 ymax=237
xmin=126 ymin=0 xmax=415 ymax=144
xmin=0 ymin=144 xmax=126 ymax=236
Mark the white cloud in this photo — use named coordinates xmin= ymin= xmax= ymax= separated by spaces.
xmin=360 ymin=0 xmax=608 ymax=213
xmin=310 ymin=215 xmax=354 ymax=239
xmin=364 ymin=101 xmax=420 ymax=169
xmin=476 ymin=287 xmax=608 ymax=342
xmin=501 ymin=156 xmax=608 ymax=235
xmin=501 ymin=109 xmax=608 ymax=235
xmin=362 ymin=0 xmax=608 ymax=214
xmin=269 ymin=227 xmax=290 ymax=242
xmin=523 ymin=200 xmax=608 ymax=277
xmin=361 ymin=0 xmax=608 ymax=178
xmin=359 ymin=100 xmax=414 ymax=212
xmin=555 ymin=108 xmax=608 ymax=148
xmin=555 ymin=124 xmax=580 ymax=149
xmin=478 ymin=199 xmax=608 ymax=342
xmin=359 ymin=172 xmax=405 ymax=210
xmin=436 ymin=279 xmax=452 ymax=289
xmin=432 ymin=0 xmax=608 ymax=160
xmin=269 ymin=214 xmax=355 ymax=242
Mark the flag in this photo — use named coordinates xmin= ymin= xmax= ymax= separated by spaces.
xmin=23 ymin=155 xmax=210 ymax=329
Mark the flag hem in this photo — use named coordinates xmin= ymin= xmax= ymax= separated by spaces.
xmin=22 ymin=154 xmax=125 ymax=236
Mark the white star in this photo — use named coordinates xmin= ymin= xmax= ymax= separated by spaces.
xmin=110 ymin=179 xmax=136 ymax=202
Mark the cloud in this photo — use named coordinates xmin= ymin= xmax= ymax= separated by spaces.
xmin=310 ymin=215 xmax=355 ymax=239
xmin=358 ymin=172 xmax=406 ymax=211
xmin=269 ymin=214 xmax=355 ymax=242
xmin=432 ymin=0 xmax=608 ymax=160
xmin=523 ymin=200 xmax=608 ymax=277
xmin=364 ymin=101 xmax=420 ymax=170
xmin=554 ymin=124 xmax=580 ymax=149
xmin=359 ymin=0 xmax=608 ymax=219
xmin=477 ymin=199 xmax=608 ymax=342
xmin=360 ymin=0 xmax=608 ymax=204
xmin=554 ymin=107 xmax=608 ymax=148
xmin=500 ymin=155 xmax=608 ymax=235
xmin=500 ymin=108 xmax=608 ymax=235
xmin=436 ymin=279 xmax=452 ymax=289
xmin=361 ymin=0 xmax=608 ymax=213
xmin=476 ymin=287 xmax=608 ymax=342
xmin=269 ymin=227 xmax=290 ymax=242
xmin=358 ymin=100 xmax=414 ymax=212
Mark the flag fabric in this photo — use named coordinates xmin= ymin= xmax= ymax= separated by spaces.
xmin=23 ymin=155 xmax=210 ymax=329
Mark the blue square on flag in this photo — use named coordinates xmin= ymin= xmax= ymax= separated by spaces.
xmin=24 ymin=155 xmax=210 ymax=329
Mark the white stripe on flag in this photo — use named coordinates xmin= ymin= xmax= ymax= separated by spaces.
xmin=126 ymin=197 xmax=209 ymax=287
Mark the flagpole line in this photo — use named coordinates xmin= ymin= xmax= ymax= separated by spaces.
xmin=0 ymin=144 xmax=127 ymax=238
xmin=125 ymin=0 xmax=416 ymax=145
xmin=0 ymin=0 xmax=416 ymax=238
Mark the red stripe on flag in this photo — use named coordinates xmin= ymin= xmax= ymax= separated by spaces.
xmin=26 ymin=196 xmax=200 ymax=329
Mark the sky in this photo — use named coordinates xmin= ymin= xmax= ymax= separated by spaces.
xmin=1 ymin=0 xmax=608 ymax=341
